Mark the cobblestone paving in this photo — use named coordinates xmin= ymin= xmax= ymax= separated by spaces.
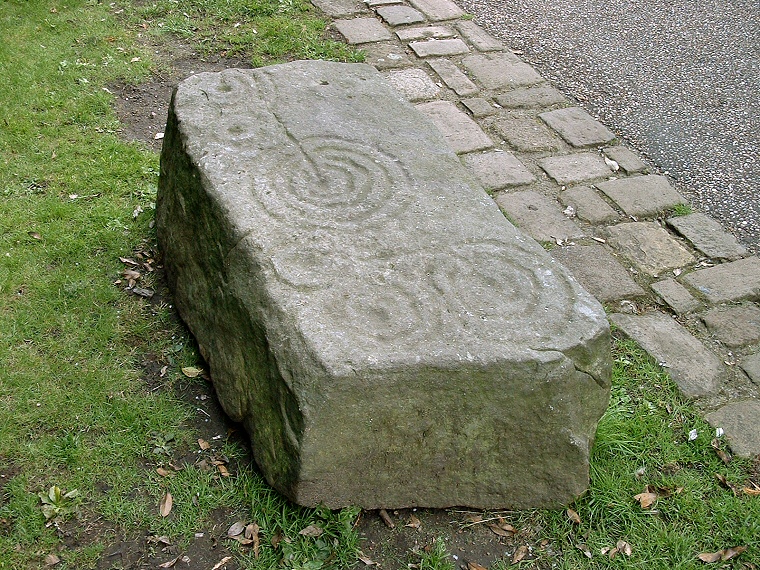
xmin=314 ymin=0 xmax=760 ymax=457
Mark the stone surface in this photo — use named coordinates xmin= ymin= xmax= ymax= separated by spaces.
xmin=311 ymin=0 xmax=363 ymax=17
xmin=408 ymin=0 xmax=463 ymax=20
xmin=362 ymin=43 xmax=415 ymax=69
xmin=610 ymin=312 xmax=723 ymax=398
xmin=427 ymin=58 xmax=478 ymax=96
xmin=705 ymin=400 xmax=760 ymax=457
xmin=334 ymin=17 xmax=392 ymax=43
xmin=493 ymin=116 xmax=562 ymax=153
xmin=462 ymin=150 xmax=535 ymax=190
xmin=606 ymin=222 xmax=695 ymax=277
xmin=602 ymin=146 xmax=648 ymax=174
xmin=462 ymin=54 xmax=543 ymax=90
xmin=651 ymin=278 xmax=701 ymax=314
xmin=667 ymin=213 xmax=748 ymax=260
xmin=455 ymin=21 xmax=502 ymax=51
xmin=539 ymin=153 xmax=613 ymax=185
xmin=365 ymin=0 xmax=400 ymax=6
xmin=683 ymin=257 xmax=760 ymax=304
xmin=386 ymin=68 xmax=440 ymax=101
xmin=495 ymin=86 xmax=567 ymax=108
xmin=559 ymin=186 xmax=618 ymax=224
xmin=461 ymin=97 xmax=497 ymax=117
xmin=157 ymin=62 xmax=611 ymax=509
xmin=551 ymin=245 xmax=645 ymax=303
xmin=417 ymin=100 xmax=492 ymax=153
xmin=596 ymin=175 xmax=686 ymax=218
xmin=409 ymin=38 xmax=470 ymax=58
xmin=376 ymin=5 xmax=425 ymax=25
xmin=396 ymin=25 xmax=454 ymax=41
xmin=539 ymin=107 xmax=615 ymax=148
xmin=701 ymin=304 xmax=760 ymax=348
xmin=740 ymin=353 xmax=760 ymax=386
xmin=496 ymin=190 xmax=584 ymax=242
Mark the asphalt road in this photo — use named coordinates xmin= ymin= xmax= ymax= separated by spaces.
xmin=457 ymin=0 xmax=760 ymax=252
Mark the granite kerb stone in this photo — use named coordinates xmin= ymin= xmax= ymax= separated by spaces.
xmin=156 ymin=61 xmax=612 ymax=510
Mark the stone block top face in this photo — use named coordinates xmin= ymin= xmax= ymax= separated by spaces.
xmin=416 ymin=100 xmax=492 ymax=153
xmin=683 ymin=257 xmax=760 ymax=304
xmin=602 ymin=145 xmax=648 ymax=174
xmin=376 ymin=5 xmax=425 ymax=26
xmin=462 ymin=150 xmax=535 ymax=189
xmin=455 ymin=20 xmax=503 ymax=51
xmin=409 ymin=38 xmax=470 ymax=58
xmin=496 ymin=190 xmax=584 ymax=243
xmin=539 ymin=153 xmax=613 ymax=185
xmin=396 ymin=25 xmax=454 ymax=41
xmin=408 ymin=0 xmax=463 ymax=20
xmin=161 ymin=61 xmax=607 ymax=378
xmin=462 ymin=54 xmax=542 ymax=90
xmin=740 ymin=352 xmax=760 ymax=385
xmin=705 ymin=400 xmax=760 ymax=457
xmin=386 ymin=68 xmax=440 ymax=101
xmin=495 ymin=86 xmax=567 ymax=109
xmin=651 ymin=278 xmax=701 ymax=314
xmin=311 ymin=0 xmax=364 ymax=17
xmin=596 ymin=175 xmax=686 ymax=218
xmin=605 ymin=221 xmax=694 ymax=277
xmin=559 ymin=186 xmax=619 ymax=225
xmin=702 ymin=304 xmax=760 ymax=348
xmin=667 ymin=212 xmax=747 ymax=260
xmin=333 ymin=17 xmax=392 ymax=43
xmin=539 ymin=107 xmax=615 ymax=148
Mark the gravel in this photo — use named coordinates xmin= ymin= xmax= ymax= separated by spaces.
xmin=457 ymin=0 xmax=760 ymax=252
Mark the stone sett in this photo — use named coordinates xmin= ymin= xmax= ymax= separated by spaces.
xmin=683 ymin=257 xmax=760 ymax=304
xmin=740 ymin=353 xmax=760 ymax=386
xmin=493 ymin=116 xmax=562 ymax=153
xmin=701 ymin=304 xmax=760 ymax=348
xmin=496 ymin=190 xmax=584 ymax=242
xmin=416 ymin=100 xmax=492 ymax=154
xmin=427 ymin=59 xmax=479 ymax=96
xmin=365 ymin=0 xmax=401 ymax=6
xmin=551 ymin=244 xmax=645 ymax=303
xmin=559 ymin=186 xmax=618 ymax=224
xmin=610 ymin=312 xmax=723 ymax=398
xmin=362 ymin=43 xmax=415 ymax=69
xmin=651 ymin=278 xmax=701 ymax=314
xmin=602 ymin=146 xmax=648 ymax=174
xmin=667 ymin=213 xmax=747 ymax=261
xmin=396 ymin=25 xmax=454 ymax=41
xmin=463 ymin=54 xmax=543 ymax=90
xmin=386 ymin=68 xmax=440 ymax=101
xmin=605 ymin=221 xmax=694 ymax=277
xmin=596 ymin=175 xmax=686 ymax=218
xmin=312 ymin=0 xmax=364 ymax=17
xmin=539 ymin=153 xmax=613 ymax=185
xmin=376 ymin=5 xmax=425 ymax=26
xmin=495 ymin=86 xmax=567 ymax=109
xmin=461 ymin=97 xmax=497 ymax=118
xmin=462 ymin=150 xmax=535 ymax=190
xmin=408 ymin=0 xmax=463 ymax=20
xmin=455 ymin=21 xmax=503 ymax=51
xmin=334 ymin=17 xmax=392 ymax=43
xmin=539 ymin=107 xmax=615 ymax=148
xmin=705 ymin=400 xmax=760 ymax=457
xmin=410 ymin=38 xmax=470 ymax=58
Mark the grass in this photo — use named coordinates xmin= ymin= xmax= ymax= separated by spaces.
xmin=1 ymin=1 xmax=758 ymax=569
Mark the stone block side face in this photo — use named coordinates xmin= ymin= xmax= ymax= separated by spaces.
xmin=667 ymin=212 xmax=747 ymax=260
xmin=157 ymin=62 xmax=612 ymax=509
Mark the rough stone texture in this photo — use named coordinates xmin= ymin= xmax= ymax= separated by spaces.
xmin=493 ymin=116 xmax=562 ymax=153
xmin=409 ymin=38 xmax=470 ymax=58
xmin=461 ymin=97 xmax=497 ymax=117
xmin=396 ymin=25 xmax=454 ymax=41
xmin=462 ymin=150 xmax=535 ymax=190
xmin=701 ymin=304 xmax=760 ymax=348
xmin=495 ymin=86 xmax=567 ymax=109
xmin=496 ymin=191 xmax=584 ymax=242
xmin=596 ymin=175 xmax=686 ymax=218
xmin=157 ymin=62 xmax=611 ymax=509
xmin=427 ymin=58 xmax=479 ymax=96
xmin=362 ymin=43 xmax=415 ymax=69
xmin=417 ymin=100 xmax=492 ymax=154
xmin=559 ymin=186 xmax=618 ymax=224
xmin=539 ymin=153 xmax=613 ymax=185
xmin=365 ymin=0 xmax=399 ymax=6
xmin=334 ymin=17 xmax=392 ymax=43
xmin=376 ymin=5 xmax=425 ymax=25
xmin=408 ymin=0 xmax=463 ymax=20
xmin=551 ymin=245 xmax=645 ymax=303
xmin=455 ymin=21 xmax=502 ymax=51
xmin=705 ymin=400 xmax=760 ymax=457
xmin=386 ymin=68 xmax=440 ymax=101
xmin=740 ymin=353 xmax=760 ymax=386
xmin=311 ymin=0 xmax=363 ymax=17
xmin=539 ymin=107 xmax=615 ymax=148
xmin=605 ymin=222 xmax=695 ymax=277
xmin=602 ymin=146 xmax=649 ymax=174
xmin=463 ymin=54 xmax=543 ymax=90
xmin=683 ymin=257 xmax=760 ymax=304
xmin=667 ymin=213 xmax=748 ymax=261
xmin=610 ymin=312 xmax=723 ymax=398
xmin=651 ymin=278 xmax=701 ymax=314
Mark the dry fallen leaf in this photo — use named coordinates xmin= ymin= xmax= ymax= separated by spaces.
xmin=576 ymin=543 xmax=592 ymax=559
xmin=44 ymin=554 xmax=60 ymax=566
xmin=406 ymin=514 xmax=422 ymax=529
xmin=227 ymin=521 xmax=245 ymax=538
xmin=271 ymin=531 xmax=284 ymax=548
xmin=698 ymin=551 xmax=723 ymax=563
xmin=156 ymin=467 xmax=171 ymax=477
xmin=159 ymin=492 xmax=173 ymax=517
xmin=217 ymin=464 xmax=230 ymax=477
xmin=633 ymin=491 xmax=658 ymax=509
xmin=512 ymin=545 xmax=529 ymax=565
xmin=158 ymin=555 xmax=180 ymax=568
xmin=246 ymin=523 xmax=261 ymax=557
xmin=616 ymin=540 xmax=632 ymax=556
xmin=358 ymin=552 xmax=378 ymax=566
xmin=211 ymin=556 xmax=232 ymax=570
xmin=487 ymin=521 xmax=516 ymax=537
xmin=567 ymin=508 xmax=581 ymax=524
xmin=467 ymin=561 xmax=488 ymax=570
xmin=299 ymin=524 xmax=323 ymax=537
xmin=715 ymin=473 xmax=740 ymax=495
xmin=28 ymin=231 xmax=42 ymax=240
xmin=198 ymin=438 xmax=211 ymax=451
xmin=743 ymin=482 xmax=760 ymax=496
xmin=181 ymin=366 xmax=203 ymax=378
